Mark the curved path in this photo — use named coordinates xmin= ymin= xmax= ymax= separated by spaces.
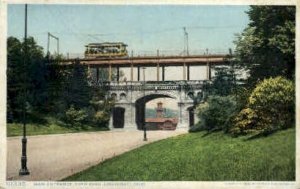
xmin=7 ymin=130 xmax=186 ymax=181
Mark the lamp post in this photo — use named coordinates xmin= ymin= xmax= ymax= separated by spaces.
xmin=142 ymin=67 xmax=147 ymax=141
xmin=19 ymin=4 xmax=29 ymax=176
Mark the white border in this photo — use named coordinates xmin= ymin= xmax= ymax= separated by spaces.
xmin=1 ymin=0 xmax=298 ymax=189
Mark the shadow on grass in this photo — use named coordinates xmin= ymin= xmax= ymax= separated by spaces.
xmin=245 ymin=130 xmax=277 ymax=141
xmin=201 ymin=129 xmax=222 ymax=138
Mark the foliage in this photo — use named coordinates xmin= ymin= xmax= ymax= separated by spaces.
xmin=210 ymin=66 xmax=236 ymax=96
xmin=7 ymin=114 xmax=108 ymax=137
xmin=7 ymin=36 xmax=47 ymax=119
xmin=65 ymin=105 xmax=88 ymax=127
xmin=234 ymin=6 xmax=295 ymax=85
xmin=64 ymin=128 xmax=295 ymax=181
xmin=44 ymin=54 xmax=68 ymax=112
xmin=89 ymin=92 xmax=114 ymax=127
xmin=64 ymin=60 xmax=92 ymax=109
xmin=7 ymin=36 xmax=113 ymax=130
xmin=233 ymin=77 xmax=295 ymax=135
xmin=94 ymin=111 xmax=110 ymax=125
xmin=188 ymin=122 xmax=204 ymax=133
xmin=196 ymin=95 xmax=238 ymax=133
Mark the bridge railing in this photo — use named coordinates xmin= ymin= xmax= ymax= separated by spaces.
xmin=90 ymin=80 xmax=211 ymax=91
xmin=65 ymin=49 xmax=231 ymax=59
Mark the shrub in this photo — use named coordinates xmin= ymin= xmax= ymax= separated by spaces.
xmin=233 ymin=77 xmax=295 ymax=135
xmin=231 ymin=108 xmax=259 ymax=135
xmin=196 ymin=95 xmax=238 ymax=133
xmin=65 ymin=105 xmax=88 ymax=127
xmin=94 ymin=110 xmax=110 ymax=127
xmin=188 ymin=122 xmax=204 ymax=133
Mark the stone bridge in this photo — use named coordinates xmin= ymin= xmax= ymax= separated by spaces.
xmin=62 ymin=53 xmax=232 ymax=131
xmin=95 ymin=80 xmax=207 ymax=131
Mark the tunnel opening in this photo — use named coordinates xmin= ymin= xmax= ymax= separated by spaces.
xmin=112 ymin=107 xmax=125 ymax=128
xmin=135 ymin=94 xmax=177 ymax=130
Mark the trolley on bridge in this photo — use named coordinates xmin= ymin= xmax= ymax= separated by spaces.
xmin=85 ymin=42 xmax=128 ymax=58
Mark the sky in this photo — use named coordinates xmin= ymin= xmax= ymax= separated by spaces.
xmin=8 ymin=4 xmax=250 ymax=56
xmin=8 ymin=4 xmax=250 ymax=109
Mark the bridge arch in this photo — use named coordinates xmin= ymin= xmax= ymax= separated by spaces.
xmin=135 ymin=93 xmax=176 ymax=130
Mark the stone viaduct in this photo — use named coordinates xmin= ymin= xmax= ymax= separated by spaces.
xmin=62 ymin=54 xmax=231 ymax=131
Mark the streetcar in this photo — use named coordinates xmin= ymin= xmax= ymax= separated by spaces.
xmin=85 ymin=42 xmax=128 ymax=58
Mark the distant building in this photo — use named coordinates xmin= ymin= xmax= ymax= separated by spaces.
xmin=145 ymin=102 xmax=178 ymax=130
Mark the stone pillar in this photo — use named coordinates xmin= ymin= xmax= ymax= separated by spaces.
xmin=157 ymin=63 xmax=160 ymax=81
xmin=131 ymin=50 xmax=134 ymax=81
xmin=109 ymin=64 xmax=112 ymax=81
xmin=122 ymin=102 xmax=136 ymax=130
xmin=206 ymin=62 xmax=211 ymax=80
xmin=187 ymin=65 xmax=190 ymax=81
xmin=137 ymin=66 xmax=140 ymax=81
xmin=162 ymin=66 xmax=165 ymax=81
xmin=130 ymin=64 xmax=133 ymax=81
xmin=183 ymin=62 xmax=186 ymax=80
xmin=177 ymin=102 xmax=189 ymax=131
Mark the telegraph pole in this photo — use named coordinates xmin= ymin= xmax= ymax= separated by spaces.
xmin=47 ymin=32 xmax=59 ymax=55
xmin=183 ymin=27 xmax=189 ymax=56
xmin=142 ymin=67 xmax=147 ymax=141
xmin=19 ymin=4 xmax=29 ymax=176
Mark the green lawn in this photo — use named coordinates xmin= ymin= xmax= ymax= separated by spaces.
xmin=64 ymin=128 xmax=295 ymax=181
xmin=7 ymin=115 xmax=108 ymax=137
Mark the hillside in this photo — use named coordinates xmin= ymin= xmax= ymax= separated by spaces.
xmin=64 ymin=128 xmax=295 ymax=181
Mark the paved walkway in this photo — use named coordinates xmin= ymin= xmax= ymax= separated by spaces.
xmin=7 ymin=130 xmax=186 ymax=181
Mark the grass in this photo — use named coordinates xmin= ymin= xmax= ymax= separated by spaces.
xmin=7 ymin=115 xmax=108 ymax=137
xmin=64 ymin=128 xmax=295 ymax=181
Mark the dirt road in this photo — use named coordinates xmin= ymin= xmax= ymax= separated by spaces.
xmin=7 ymin=130 xmax=186 ymax=181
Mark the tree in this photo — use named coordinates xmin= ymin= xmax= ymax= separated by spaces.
xmin=210 ymin=66 xmax=236 ymax=96
xmin=64 ymin=59 xmax=92 ymax=109
xmin=233 ymin=77 xmax=295 ymax=135
xmin=234 ymin=6 xmax=295 ymax=86
xmin=7 ymin=36 xmax=47 ymax=120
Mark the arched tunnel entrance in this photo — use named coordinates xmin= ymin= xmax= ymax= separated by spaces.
xmin=112 ymin=107 xmax=125 ymax=128
xmin=187 ymin=106 xmax=195 ymax=127
xmin=135 ymin=94 xmax=176 ymax=130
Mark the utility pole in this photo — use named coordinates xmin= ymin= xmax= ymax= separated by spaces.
xmin=47 ymin=32 xmax=59 ymax=55
xmin=183 ymin=27 xmax=189 ymax=56
xmin=142 ymin=67 xmax=147 ymax=141
xmin=19 ymin=4 xmax=29 ymax=176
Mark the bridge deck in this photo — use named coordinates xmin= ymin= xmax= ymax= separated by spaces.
xmin=61 ymin=54 xmax=230 ymax=67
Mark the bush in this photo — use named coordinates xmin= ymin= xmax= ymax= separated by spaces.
xmin=188 ymin=122 xmax=204 ymax=133
xmin=231 ymin=108 xmax=259 ymax=135
xmin=65 ymin=105 xmax=88 ymax=127
xmin=233 ymin=77 xmax=295 ymax=135
xmin=94 ymin=110 xmax=110 ymax=127
xmin=196 ymin=95 xmax=238 ymax=133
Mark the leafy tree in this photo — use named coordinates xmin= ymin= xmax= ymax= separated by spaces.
xmin=196 ymin=95 xmax=238 ymax=133
xmin=7 ymin=36 xmax=46 ymax=120
xmin=233 ymin=77 xmax=295 ymax=135
xmin=65 ymin=105 xmax=88 ymax=127
xmin=64 ymin=59 xmax=92 ymax=109
xmin=210 ymin=66 xmax=236 ymax=96
xmin=234 ymin=6 xmax=295 ymax=85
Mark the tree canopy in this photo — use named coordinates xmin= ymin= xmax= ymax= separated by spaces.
xmin=234 ymin=6 xmax=295 ymax=85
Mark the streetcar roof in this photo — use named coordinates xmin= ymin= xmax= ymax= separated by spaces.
xmin=86 ymin=42 xmax=127 ymax=47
